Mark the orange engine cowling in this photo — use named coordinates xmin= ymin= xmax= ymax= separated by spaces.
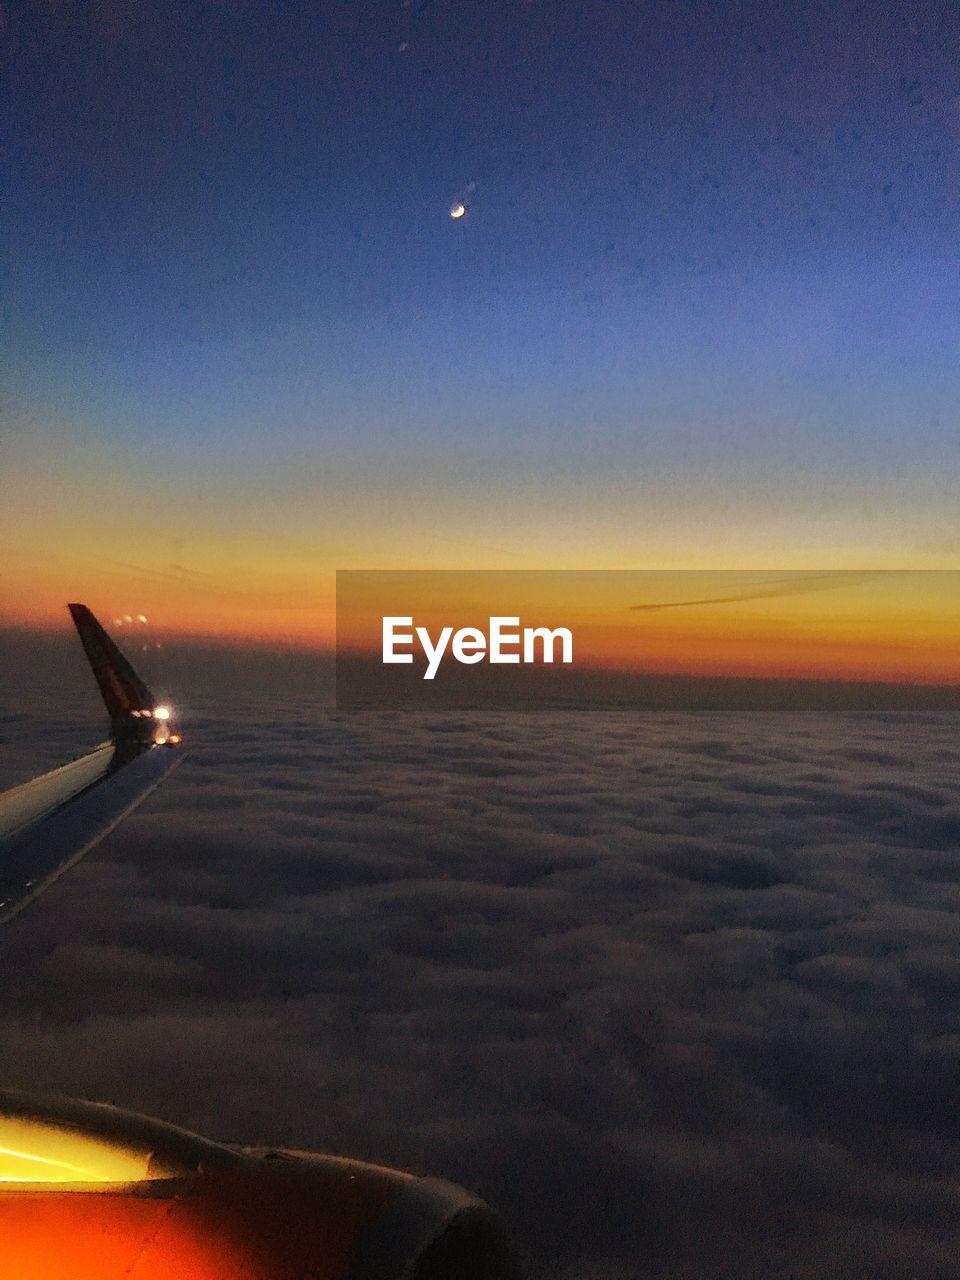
xmin=0 ymin=1091 xmax=521 ymax=1280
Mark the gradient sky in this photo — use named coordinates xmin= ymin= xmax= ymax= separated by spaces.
xmin=5 ymin=0 xmax=960 ymax=641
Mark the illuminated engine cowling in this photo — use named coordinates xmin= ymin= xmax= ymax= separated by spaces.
xmin=0 ymin=1091 xmax=521 ymax=1280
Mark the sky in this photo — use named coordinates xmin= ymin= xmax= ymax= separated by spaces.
xmin=5 ymin=0 xmax=960 ymax=643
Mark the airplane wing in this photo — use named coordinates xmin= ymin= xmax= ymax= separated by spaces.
xmin=0 ymin=603 xmax=521 ymax=1279
xmin=0 ymin=604 xmax=183 ymax=925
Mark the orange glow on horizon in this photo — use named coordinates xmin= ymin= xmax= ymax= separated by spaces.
xmin=5 ymin=569 xmax=960 ymax=685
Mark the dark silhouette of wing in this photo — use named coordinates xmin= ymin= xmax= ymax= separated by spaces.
xmin=0 ymin=604 xmax=183 ymax=924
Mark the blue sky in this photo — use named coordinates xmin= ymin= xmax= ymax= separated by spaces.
xmin=5 ymin=0 xmax=960 ymax=635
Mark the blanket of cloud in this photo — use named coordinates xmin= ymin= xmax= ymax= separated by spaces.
xmin=4 ymin=631 xmax=960 ymax=1278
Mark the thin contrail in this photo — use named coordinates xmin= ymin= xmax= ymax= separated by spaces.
xmin=629 ymin=571 xmax=882 ymax=612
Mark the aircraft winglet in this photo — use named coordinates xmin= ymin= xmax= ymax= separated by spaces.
xmin=0 ymin=604 xmax=183 ymax=924
xmin=68 ymin=603 xmax=159 ymax=738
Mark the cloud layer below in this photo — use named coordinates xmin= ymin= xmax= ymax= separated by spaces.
xmin=3 ymin=645 xmax=960 ymax=1277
